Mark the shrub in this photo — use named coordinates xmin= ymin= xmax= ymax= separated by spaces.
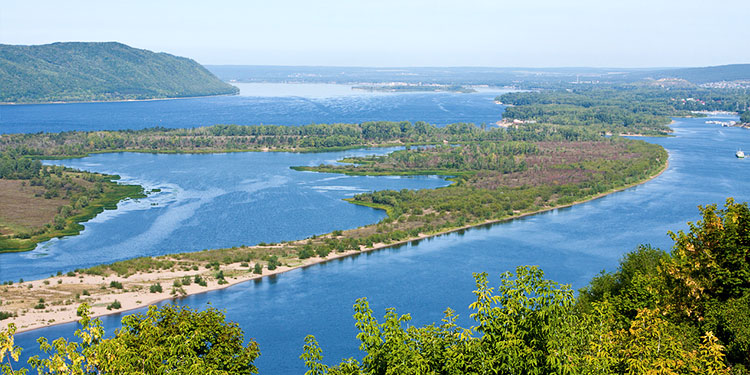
xmin=297 ymin=246 xmax=315 ymax=259
xmin=149 ymin=283 xmax=163 ymax=293
xmin=194 ymin=275 xmax=207 ymax=287
xmin=253 ymin=263 xmax=263 ymax=275
xmin=315 ymin=246 xmax=331 ymax=258
xmin=107 ymin=300 xmax=121 ymax=310
xmin=267 ymin=256 xmax=280 ymax=271
xmin=110 ymin=281 xmax=123 ymax=289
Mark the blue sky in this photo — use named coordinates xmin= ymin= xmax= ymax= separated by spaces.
xmin=2 ymin=0 xmax=748 ymax=67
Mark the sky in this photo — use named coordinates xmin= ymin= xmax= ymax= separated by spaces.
xmin=1 ymin=0 xmax=748 ymax=68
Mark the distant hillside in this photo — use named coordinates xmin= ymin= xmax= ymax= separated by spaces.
xmin=205 ymin=64 xmax=750 ymax=88
xmin=634 ymin=64 xmax=750 ymax=84
xmin=0 ymin=42 xmax=238 ymax=103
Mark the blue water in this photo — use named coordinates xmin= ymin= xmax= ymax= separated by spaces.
xmin=0 ymin=83 xmax=509 ymax=134
xmin=4 ymin=87 xmax=750 ymax=374
xmin=0 ymin=148 xmax=449 ymax=281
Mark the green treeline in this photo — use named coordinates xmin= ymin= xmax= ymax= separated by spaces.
xmin=298 ymin=142 xmax=537 ymax=175
xmin=0 ymin=151 xmax=42 ymax=179
xmin=2 ymin=199 xmax=747 ymax=374
xmin=741 ymin=111 xmax=750 ymax=123
xmin=0 ymin=42 xmax=238 ymax=103
xmin=498 ymin=86 xmax=750 ymax=135
xmin=0 ymin=121 xmax=607 ymax=158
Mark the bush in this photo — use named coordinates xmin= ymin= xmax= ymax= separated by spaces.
xmin=315 ymin=246 xmax=331 ymax=258
xmin=149 ymin=283 xmax=163 ymax=293
xmin=194 ymin=275 xmax=207 ymax=287
xmin=253 ymin=263 xmax=263 ymax=275
xmin=181 ymin=276 xmax=192 ymax=286
xmin=297 ymin=246 xmax=315 ymax=259
xmin=110 ymin=281 xmax=123 ymax=289
xmin=82 ymin=289 xmax=90 ymax=296
xmin=107 ymin=300 xmax=121 ymax=310
xmin=267 ymin=256 xmax=280 ymax=271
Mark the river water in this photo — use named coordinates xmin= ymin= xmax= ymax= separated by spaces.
xmin=2 ymin=85 xmax=749 ymax=373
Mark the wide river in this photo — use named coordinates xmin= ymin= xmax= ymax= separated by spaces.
xmin=2 ymin=84 xmax=749 ymax=373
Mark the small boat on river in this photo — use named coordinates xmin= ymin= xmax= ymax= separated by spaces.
xmin=737 ymin=150 xmax=745 ymax=158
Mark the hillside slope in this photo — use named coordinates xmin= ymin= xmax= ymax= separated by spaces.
xmin=0 ymin=42 xmax=238 ymax=103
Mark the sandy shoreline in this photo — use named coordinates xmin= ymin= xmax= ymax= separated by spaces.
xmin=2 ymin=158 xmax=669 ymax=335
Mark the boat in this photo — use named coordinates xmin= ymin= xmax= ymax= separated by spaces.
xmin=737 ymin=150 xmax=746 ymax=158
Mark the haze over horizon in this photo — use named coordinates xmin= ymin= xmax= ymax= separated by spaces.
xmin=2 ymin=0 xmax=749 ymax=68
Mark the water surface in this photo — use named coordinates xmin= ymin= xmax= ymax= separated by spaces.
xmin=0 ymin=147 xmax=449 ymax=281
xmin=12 ymin=115 xmax=750 ymax=374
xmin=0 ymin=83 xmax=510 ymax=134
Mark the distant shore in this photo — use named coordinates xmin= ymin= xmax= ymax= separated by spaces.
xmin=3 ymin=157 xmax=669 ymax=334
xmin=0 ymin=92 xmax=238 ymax=106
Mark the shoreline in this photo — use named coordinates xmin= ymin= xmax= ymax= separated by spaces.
xmin=4 ymin=158 xmax=669 ymax=334
xmin=0 ymin=92 xmax=238 ymax=106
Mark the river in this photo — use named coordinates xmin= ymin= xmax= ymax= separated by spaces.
xmin=2 ymin=85 xmax=748 ymax=373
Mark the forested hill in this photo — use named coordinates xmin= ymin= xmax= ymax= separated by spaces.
xmin=0 ymin=42 xmax=239 ymax=103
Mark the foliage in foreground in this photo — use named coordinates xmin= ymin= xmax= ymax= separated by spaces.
xmin=301 ymin=267 xmax=731 ymax=375
xmin=301 ymin=199 xmax=748 ymax=374
xmin=1 ymin=304 xmax=259 ymax=374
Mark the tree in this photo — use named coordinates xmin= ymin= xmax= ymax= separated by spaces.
xmin=300 ymin=266 xmax=577 ymax=374
xmin=666 ymin=198 xmax=750 ymax=367
xmin=666 ymin=198 xmax=750 ymax=314
xmin=89 ymin=304 xmax=259 ymax=374
xmin=2 ymin=303 xmax=260 ymax=374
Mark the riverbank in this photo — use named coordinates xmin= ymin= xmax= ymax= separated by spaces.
xmin=1 ymin=156 xmax=669 ymax=334
xmin=0 ymin=92 xmax=239 ymax=106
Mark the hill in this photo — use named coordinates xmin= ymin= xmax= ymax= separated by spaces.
xmin=0 ymin=42 xmax=238 ymax=103
xmin=645 ymin=64 xmax=750 ymax=84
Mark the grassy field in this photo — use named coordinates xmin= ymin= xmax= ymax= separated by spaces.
xmin=0 ymin=170 xmax=144 ymax=253
xmin=0 ymin=179 xmax=69 ymax=235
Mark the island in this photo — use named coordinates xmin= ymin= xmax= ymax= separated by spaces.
xmin=0 ymin=119 xmax=667 ymax=333
xmin=352 ymin=83 xmax=477 ymax=93
xmin=0 ymin=42 xmax=238 ymax=103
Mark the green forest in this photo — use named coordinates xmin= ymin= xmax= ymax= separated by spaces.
xmin=2 ymin=199 xmax=747 ymax=374
xmin=0 ymin=121 xmax=623 ymax=158
xmin=0 ymin=42 xmax=238 ymax=103
xmin=498 ymin=86 xmax=750 ymax=135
